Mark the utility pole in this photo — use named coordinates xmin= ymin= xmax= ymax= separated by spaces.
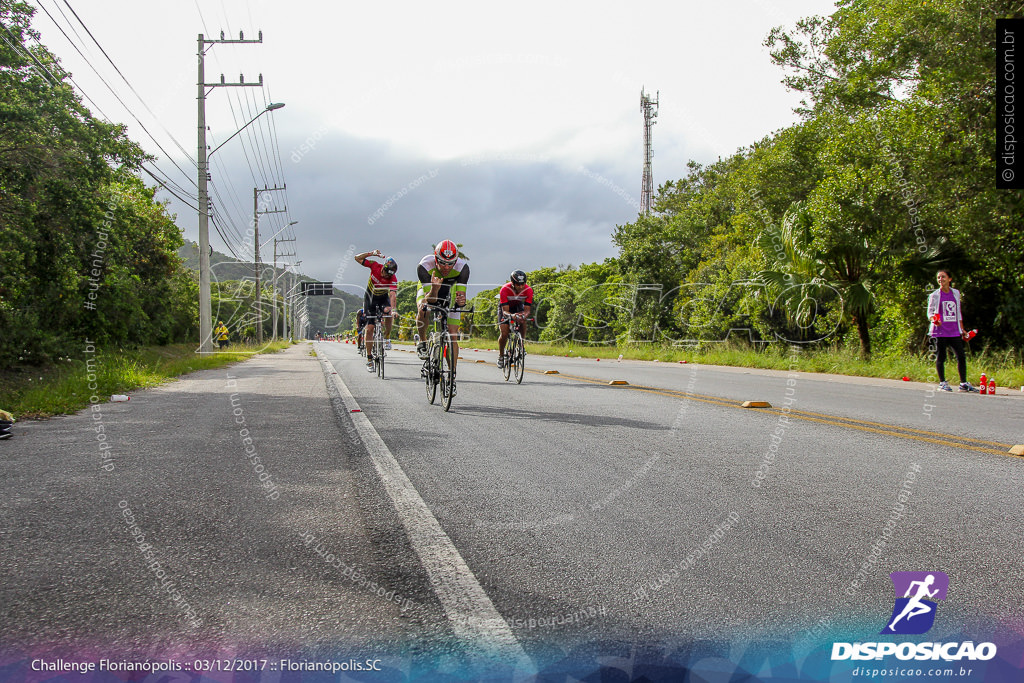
xmin=272 ymin=239 xmax=296 ymax=340
xmin=640 ymin=87 xmax=659 ymax=216
xmin=197 ymin=30 xmax=263 ymax=353
xmin=253 ymin=185 xmax=286 ymax=344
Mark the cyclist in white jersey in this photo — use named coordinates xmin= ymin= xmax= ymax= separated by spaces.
xmin=416 ymin=240 xmax=469 ymax=395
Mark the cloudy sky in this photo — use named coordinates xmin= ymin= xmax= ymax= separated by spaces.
xmin=28 ymin=0 xmax=837 ymax=292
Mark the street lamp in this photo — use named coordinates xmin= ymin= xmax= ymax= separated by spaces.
xmin=209 ymin=103 xmax=284 ymax=158
xmin=197 ymin=101 xmax=285 ymax=353
xmin=261 ymin=219 xmax=298 ymax=250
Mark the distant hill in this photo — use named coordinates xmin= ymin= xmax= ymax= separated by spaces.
xmin=178 ymin=241 xmax=361 ymax=335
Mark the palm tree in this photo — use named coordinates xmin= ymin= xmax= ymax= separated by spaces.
xmin=756 ymin=202 xmax=876 ymax=357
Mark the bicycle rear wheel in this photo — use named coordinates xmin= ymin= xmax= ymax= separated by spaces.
xmin=513 ymin=333 xmax=525 ymax=384
xmin=439 ymin=333 xmax=456 ymax=412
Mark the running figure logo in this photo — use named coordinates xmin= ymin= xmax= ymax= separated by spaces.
xmin=881 ymin=571 xmax=949 ymax=635
xmin=942 ymin=300 xmax=957 ymax=321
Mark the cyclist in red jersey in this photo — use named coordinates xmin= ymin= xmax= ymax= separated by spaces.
xmin=355 ymin=249 xmax=398 ymax=373
xmin=497 ymin=270 xmax=533 ymax=369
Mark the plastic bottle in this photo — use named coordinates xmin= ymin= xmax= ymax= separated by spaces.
xmin=979 ymin=372 xmax=987 ymax=394
xmin=988 ymin=379 xmax=996 ymax=396
xmin=964 ymin=329 xmax=977 ymax=341
xmin=111 ymin=394 xmax=130 ymax=402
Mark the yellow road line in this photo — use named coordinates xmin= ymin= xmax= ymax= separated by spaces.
xmin=529 ymin=369 xmax=1015 ymax=457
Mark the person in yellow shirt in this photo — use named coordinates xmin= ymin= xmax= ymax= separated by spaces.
xmin=214 ymin=321 xmax=230 ymax=349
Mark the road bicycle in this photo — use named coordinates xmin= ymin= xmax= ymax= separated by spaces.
xmin=501 ymin=314 xmax=527 ymax=384
xmin=371 ymin=305 xmax=389 ymax=379
xmin=421 ymin=303 xmax=458 ymax=411
xmin=356 ymin=328 xmax=366 ymax=357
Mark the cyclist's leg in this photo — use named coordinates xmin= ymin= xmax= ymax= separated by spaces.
xmin=498 ymin=316 xmax=509 ymax=357
xmin=448 ymin=320 xmax=460 ymax=373
xmin=415 ymin=283 xmax=431 ymax=339
xmin=364 ymin=322 xmax=375 ymax=355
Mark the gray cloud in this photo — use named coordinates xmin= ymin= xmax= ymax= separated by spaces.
xmin=175 ymin=129 xmax=642 ymax=294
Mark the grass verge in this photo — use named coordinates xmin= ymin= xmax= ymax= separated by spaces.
xmin=0 ymin=341 xmax=295 ymax=419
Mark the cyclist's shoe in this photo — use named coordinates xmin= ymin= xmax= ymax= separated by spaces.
xmin=959 ymin=382 xmax=977 ymax=392
xmin=385 ymin=339 xmax=392 ymax=350
xmin=416 ymin=342 xmax=428 ymax=360
xmin=497 ymin=354 xmax=505 ymax=369
xmin=366 ymin=359 xmax=375 ymax=372
xmin=449 ymin=381 xmax=457 ymax=397
xmin=938 ymin=381 xmax=952 ymax=392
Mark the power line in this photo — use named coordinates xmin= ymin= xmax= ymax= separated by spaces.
xmin=248 ymin=87 xmax=278 ymax=186
xmin=32 ymin=0 xmax=199 ymax=192
xmin=1 ymin=25 xmax=59 ymax=85
xmin=234 ymin=88 xmax=272 ymax=185
xmin=209 ymin=157 xmax=254 ymax=249
xmin=208 ymin=179 xmax=249 ymax=252
xmin=7 ymin=25 xmax=197 ymax=209
xmin=7 ymin=22 xmax=244 ymax=259
xmin=196 ymin=1 xmax=288 ymax=227
xmin=210 ymin=212 xmax=243 ymax=260
xmin=56 ymin=0 xmax=198 ymax=166
xmin=139 ymin=165 xmax=200 ymax=212
xmin=262 ymin=86 xmax=288 ymax=191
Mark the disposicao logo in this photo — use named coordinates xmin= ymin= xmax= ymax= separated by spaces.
xmin=881 ymin=571 xmax=948 ymax=635
xmin=831 ymin=571 xmax=997 ymax=662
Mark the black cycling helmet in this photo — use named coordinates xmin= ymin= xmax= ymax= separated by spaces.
xmin=382 ymin=256 xmax=398 ymax=276
xmin=510 ymin=270 xmax=527 ymax=285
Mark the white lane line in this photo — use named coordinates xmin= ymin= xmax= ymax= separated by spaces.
xmin=315 ymin=345 xmax=533 ymax=672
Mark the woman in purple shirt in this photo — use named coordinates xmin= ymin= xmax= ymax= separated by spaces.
xmin=927 ymin=270 xmax=976 ymax=392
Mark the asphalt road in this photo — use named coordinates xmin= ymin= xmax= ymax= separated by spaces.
xmin=2 ymin=342 xmax=1021 ymax=679
xmin=320 ymin=340 xmax=1024 ymax=671
xmin=0 ymin=347 xmax=449 ymax=667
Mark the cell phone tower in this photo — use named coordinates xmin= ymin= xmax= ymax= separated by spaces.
xmin=640 ymin=87 xmax=659 ymax=215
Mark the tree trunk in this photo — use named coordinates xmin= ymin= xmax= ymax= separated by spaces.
xmin=853 ymin=313 xmax=871 ymax=359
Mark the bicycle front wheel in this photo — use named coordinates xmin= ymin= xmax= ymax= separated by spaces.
xmin=502 ymin=340 xmax=513 ymax=381
xmin=424 ymin=343 xmax=438 ymax=404
xmin=439 ymin=333 xmax=456 ymax=412
xmin=513 ymin=333 xmax=525 ymax=384
xmin=375 ymin=331 xmax=385 ymax=379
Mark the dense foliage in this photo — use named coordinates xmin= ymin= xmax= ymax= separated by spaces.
xmin=5 ymin=1 xmax=1021 ymax=369
xmin=0 ymin=1 xmax=196 ymax=367
xmin=470 ymin=0 xmax=1022 ymax=357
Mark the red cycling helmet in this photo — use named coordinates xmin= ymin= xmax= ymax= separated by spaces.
xmin=435 ymin=240 xmax=458 ymax=267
